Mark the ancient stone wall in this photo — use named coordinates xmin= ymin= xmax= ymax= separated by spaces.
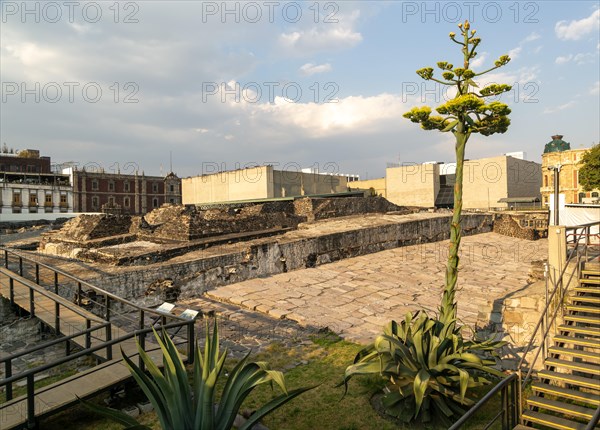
xmin=81 ymin=213 xmax=493 ymax=307
xmin=493 ymin=212 xmax=548 ymax=240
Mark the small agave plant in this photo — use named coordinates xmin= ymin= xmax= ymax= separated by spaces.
xmin=85 ymin=320 xmax=314 ymax=430
xmin=342 ymin=312 xmax=505 ymax=426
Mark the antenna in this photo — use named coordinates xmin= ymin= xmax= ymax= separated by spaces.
xmin=170 ymin=151 xmax=173 ymax=173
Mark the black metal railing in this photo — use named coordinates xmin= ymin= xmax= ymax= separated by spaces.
xmin=448 ymin=373 xmax=519 ymax=430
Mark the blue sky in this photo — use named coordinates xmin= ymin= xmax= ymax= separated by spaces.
xmin=1 ymin=1 xmax=598 ymax=179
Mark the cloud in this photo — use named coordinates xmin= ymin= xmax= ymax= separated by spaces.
xmin=299 ymin=63 xmax=332 ymax=76
xmin=506 ymin=32 xmax=541 ymax=61
xmin=543 ymin=101 xmax=576 ymax=114
xmin=555 ymin=9 xmax=600 ymax=40
xmin=279 ymin=10 xmax=362 ymax=55
xmin=470 ymin=52 xmax=487 ymax=69
xmin=591 ymin=81 xmax=600 ymax=95
xmin=555 ymin=52 xmax=598 ymax=65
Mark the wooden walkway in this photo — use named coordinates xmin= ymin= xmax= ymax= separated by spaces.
xmin=0 ymin=268 xmax=186 ymax=430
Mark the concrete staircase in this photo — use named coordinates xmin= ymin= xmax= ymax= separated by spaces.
xmin=522 ymin=266 xmax=600 ymax=429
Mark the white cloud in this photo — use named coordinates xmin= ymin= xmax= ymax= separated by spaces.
xmin=591 ymin=81 xmax=600 ymax=95
xmin=470 ymin=52 xmax=487 ymax=69
xmin=555 ymin=55 xmax=573 ymax=64
xmin=555 ymin=52 xmax=598 ymax=65
xmin=543 ymin=101 xmax=576 ymax=114
xmin=299 ymin=63 xmax=332 ymax=76
xmin=508 ymin=47 xmax=522 ymax=60
xmin=279 ymin=10 xmax=362 ymax=55
xmin=555 ymin=9 xmax=600 ymax=40
xmin=524 ymin=32 xmax=542 ymax=43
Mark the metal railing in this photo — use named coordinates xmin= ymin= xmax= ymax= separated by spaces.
xmin=448 ymin=373 xmax=519 ymax=430
xmin=0 ymin=247 xmax=197 ymax=429
xmin=452 ymin=220 xmax=599 ymax=429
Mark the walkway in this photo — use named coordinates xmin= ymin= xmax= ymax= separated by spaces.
xmin=207 ymin=232 xmax=547 ymax=343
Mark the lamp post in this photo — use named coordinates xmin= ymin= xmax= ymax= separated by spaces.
xmin=548 ymin=164 xmax=562 ymax=225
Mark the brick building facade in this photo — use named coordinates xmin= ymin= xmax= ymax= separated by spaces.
xmin=65 ymin=168 xmax=181 ymax=214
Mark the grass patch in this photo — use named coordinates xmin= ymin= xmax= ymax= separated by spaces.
xmin=39 ymin=336 xmax=507 ymax=430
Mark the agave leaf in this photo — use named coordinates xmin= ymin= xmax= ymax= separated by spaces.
xmin=430 ymin=394 xmax=454 ymax=417
xmin=79 ymin=397 xmax=148 ymax=428
xmin=413 ymin=368 xmax=431 ymax=417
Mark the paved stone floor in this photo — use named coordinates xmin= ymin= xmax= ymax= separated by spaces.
xmin=206 ymin=232 xmax=547 ymax=344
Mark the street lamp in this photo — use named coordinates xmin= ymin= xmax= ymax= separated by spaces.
xmin=548 ymin=164 xmax=562 ymax=225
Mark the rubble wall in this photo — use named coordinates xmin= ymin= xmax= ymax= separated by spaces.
xmin=83 ymin=213 xmax=493 ymax=307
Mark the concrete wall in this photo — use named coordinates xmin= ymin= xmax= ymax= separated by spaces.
xmin=349 ymin=178 xmax=386 ymax=197
xmin=462 ymin=156 xmax=509 ymax=210
xmin=182 ymin=166 xmax=348 ymax=204
xmin=272 ymin=170 xmax=347 ymax=198
xmin=506 ymin=157 xmax=542 ymax=201
xmin=386 ymin=164 xmax=439 ymax=207
xmin=182 ymin=166 xmax=270 ymax=204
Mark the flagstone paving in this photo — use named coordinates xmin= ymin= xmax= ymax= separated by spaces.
xmin=205 ymin=232 xmax=547 ymax=344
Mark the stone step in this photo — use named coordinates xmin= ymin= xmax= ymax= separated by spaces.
xmin=532 ymin=382 xmax=600 ymax=406
xmin=573 ymin=286 xmax=600 ymax=295
xmin=581 ymin=278 xmax=600 ymax=285
xmin=571 ymin=295 xmax=600 ymax=304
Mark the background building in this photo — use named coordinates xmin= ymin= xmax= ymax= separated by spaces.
xmin=350 ymin=155 xmax=542 ymax=210
xmin=182 ymin=165 xmax=349 ymax=204
xmin=0 ymin=150 xmax=73 ymax=214
xmin=541 ymin=135 xmax=599 ymax=205
xmin=64 ymin=167 xmax=181 ymax=214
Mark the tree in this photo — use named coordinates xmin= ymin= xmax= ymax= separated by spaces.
xmin=403 ymin=20 xmax=512 ymax=327
xmin=578 ymin=144 xmax=600 ymax=192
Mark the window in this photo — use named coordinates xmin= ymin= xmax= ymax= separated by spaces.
xmin=124 ymin=197 xmax=130 ymax=208
xmin=544 ymin=175 xmax=548 ymax=187
xmin=124 ymin=181 xmax=130 ymax=192
xmin=169 ymin=198 xmax=174 ymax=203
xmin=91 ymin=179 xmax=99 ymax=191
xmin=592 ymin=192 xmax=599 ymax=198
xmin=108 ymin=196 xmax=115 ymax=206
xmin=12 ymin=190 xmax=21 ymax=205
xmin=152 ymin=183 xmax=158 ymax=193
xmin=578 ymin=193 xmax=586 ymax=203
xmin=92 ymin=196 xmax=99 ymax=209
xmin=60 ymin=194 xmax=67 ymax=205
xmin=108 ymin=181 xmax=115 ymax=191
xmin=169 ymin=184 xmax=175 ymax=192
xmin=45 ymin=194 xmax=52 ymax=205
xmin=152 ymin=198 xmax=159 ymax=208
xmin=29 ymin=193 xmax=37 ymax=206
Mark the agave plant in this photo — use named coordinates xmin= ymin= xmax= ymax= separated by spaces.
xmin=342 ymin=311 xmax=505 ymax=426
xmin=85 ymin=319 xmax=314 ymax=430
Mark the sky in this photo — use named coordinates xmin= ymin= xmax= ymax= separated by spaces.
xmin=1 ymin=1 xmax=599 ymax=180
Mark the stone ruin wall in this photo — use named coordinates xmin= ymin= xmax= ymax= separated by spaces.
xmin=492 ymin=212 xmax=548 ymax=240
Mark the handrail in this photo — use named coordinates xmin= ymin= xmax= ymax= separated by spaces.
xmin=0 ymin=267 xmax=106 ymax=323
xmin=0 ymin=322 xmax=110 ymax=364
xmin=1 ymin=247 xmax=187 ymax=321
xmin=0 ymin=319 xmax=192 ymax=387
xmin=585 ymin=404 xmax=600 ymax=430
xmin=448 ymin=373 xmax=519 ymax=430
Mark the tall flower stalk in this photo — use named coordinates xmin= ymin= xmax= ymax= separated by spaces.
xmin=404 ymin=20 xmax=512 ymax=326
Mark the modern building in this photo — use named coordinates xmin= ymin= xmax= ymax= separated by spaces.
xmin=541 ymin=135 xmax=599 ymax=205
xmin=0 ymin=150 xmax=73 ymax=214
xmin=64 ymin=167 xmax=181 ymax=214
xmin=351 ymin=155 xmax=542 ymax=210
xmin=182 ymin=165 xmax=349 ymax=205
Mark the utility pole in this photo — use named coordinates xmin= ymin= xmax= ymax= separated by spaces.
xmin=549 ymin=164 xmax=562 ymax=225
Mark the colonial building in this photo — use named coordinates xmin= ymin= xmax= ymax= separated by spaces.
xmin=540 ymin=135 xmax=599 ymax=205
xmin=0 ymin=150 xmax=73 ymax=214
xmin=64 ymin=167 xmax=182 ymax=214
